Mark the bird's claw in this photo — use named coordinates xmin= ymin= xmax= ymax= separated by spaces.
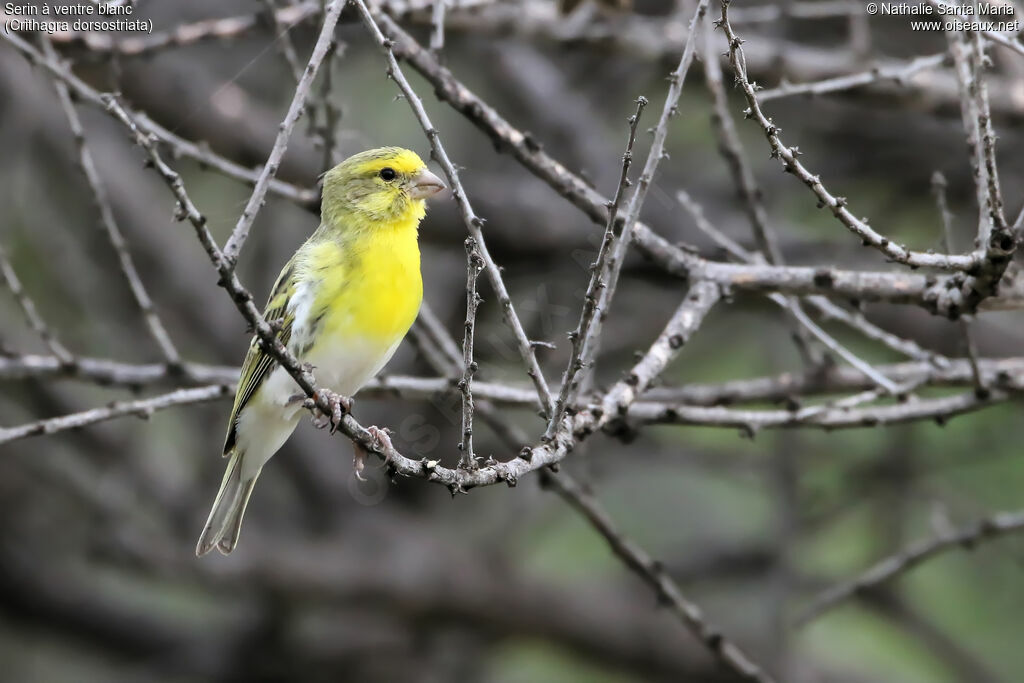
xmin=353 ymin=425 xmax=393 ymax=481
xmin=309 ymin=389 xmax=353 ymax=434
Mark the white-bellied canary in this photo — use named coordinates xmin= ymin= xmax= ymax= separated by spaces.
xmin=196 ymin=147 xmax=445 ymax=556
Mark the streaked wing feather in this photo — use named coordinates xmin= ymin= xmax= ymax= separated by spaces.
xmin=223 ymin=260 xmax=297 ymax=455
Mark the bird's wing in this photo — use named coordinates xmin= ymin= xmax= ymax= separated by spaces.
xmin=222 ymin=258 xmax=297 ymax=455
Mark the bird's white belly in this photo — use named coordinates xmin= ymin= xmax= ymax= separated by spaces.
xmin=304 ymin=334 xmax=403 ymax=397
xmin=257 ymin=334 xmax=402 ymax=409
xmin=235 ymin=334 xmax=401 ymax=481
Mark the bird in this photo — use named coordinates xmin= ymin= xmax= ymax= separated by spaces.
xmin=196 ymin=147 xmax=445 ymax=556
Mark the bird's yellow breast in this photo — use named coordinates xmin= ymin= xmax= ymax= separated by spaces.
xmin=303 ymin=220 xmax=423 ymax=349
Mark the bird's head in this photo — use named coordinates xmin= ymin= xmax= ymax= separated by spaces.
xmin=321 ymin=147 xmax=446 ymax=228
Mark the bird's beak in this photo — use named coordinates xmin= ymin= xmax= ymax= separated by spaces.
xmin=409 ymin=169 xmax=446 ymax=199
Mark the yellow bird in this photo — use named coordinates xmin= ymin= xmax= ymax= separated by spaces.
xmin=196 ymin=147 xmax=445 ymax=556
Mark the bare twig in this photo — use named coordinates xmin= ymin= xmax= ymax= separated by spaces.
xmin=545 ymin=96 xmax=647 ymax=442
xmin=543 ymin=473 xmax=777 ymax=682
xmin=727 ymin=0 xmax=857 ymax=23
xmin=353 ymin=0 xmax=555 ymax=415
xmin=430 ymin=0 xmax=447 ymax=53
xmin=702 ymin=19 xmax=780 ymax=266
xmin=0 ymin=353 xmax=236 ymax=387
xmin=458 ymin=238 xmax=483 ymax=468
xmin=369 ymin=14 xmax=981 ymax=316
xmin=258 ymin=0 xmax=345 ymax=169
xmin=7 ymin=351 xmax=1024 ymax=410
xmin=795 ymin=509 xmax=1024 ymax=626
xmin=759 ymin=53 xmax=948 ymax=102
xmin=939 ymin=23 xmax=1017 ymax=312
xmin=806 ymin=298 xmax=946 ymax=366
xmin=927 ymin=0 xmax=1024 ymax=59
xmin=597 ymin=280 xmax=722 ymax=424
xmin=365 ymin=253 xmax=768 ymax=682
xmin=311 ymin=38 xmax=344 ymax=171
xmin=701 ymin=15 xmax=820 ymax=366
xmin=643 ymin=355 xmax=1024 ymax=405
xmin=220 ymin=0 xmax=345 ymax=267
xmin=967 ymin=30 xmax=1008 ymax=239
xmin=0 ymin=385 xmax=231 ymax=446
xmin=677 ymin=191 xmax=900 ymax=393
xmin=40 ymin=36 xmax=183 ymax=370
xmin=43 ymin=1 xmax=321 ymax=57
xmin=99 ymin=95 xmax=330 ymax=425
xmin=948 ymin=29 xmax=993 ymax=245
xmin=260 ymin=0 xmax=306 ymax=82
xmin=674 ymin=193 xmax=945 ymax=365
xmin=781 ymin=301 xmax=899 ymax=394
xmin=409 ymin=301 xmax=463 ymax=378
xmin=629 ymin=387 xmax=1012 ymax=431
xmin=0 ymin=244 xmax=74 ymax=365
xmin=578 ymin=0 xmax=711 ymax=383
xmin=1 ymin=32 xmax=318 ymax=209
xmin=716 ymin=1 xmax=979 ymax=273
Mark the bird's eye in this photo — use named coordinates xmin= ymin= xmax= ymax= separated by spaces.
xmin=379 ymin=167 xmax=397 ymax=181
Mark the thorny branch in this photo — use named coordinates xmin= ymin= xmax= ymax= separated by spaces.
xmin=717 ymin=1 xmax=979 ymax=273
xmin=717 ymin=0 xmax=1019 ymax=316
xmin=545 ymin=95 xmax=647 ymax=443
xmin=458 ymin=237 xmax=483 ymax=468
xmin=575 ymin=0 xmax=711 ymax=388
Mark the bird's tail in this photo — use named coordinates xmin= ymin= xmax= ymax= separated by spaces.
xmin=196 ymin=449 xmax=260 ymax=556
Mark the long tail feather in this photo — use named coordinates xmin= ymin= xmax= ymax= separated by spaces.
xmin=196 ymin=450 xmax=260 ymax=556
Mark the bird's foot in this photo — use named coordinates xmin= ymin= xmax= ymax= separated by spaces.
xmin=308 ymin=389 xmax=353 ymax=434
xmin=353 ymin=425 xmax=393 ymax=481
